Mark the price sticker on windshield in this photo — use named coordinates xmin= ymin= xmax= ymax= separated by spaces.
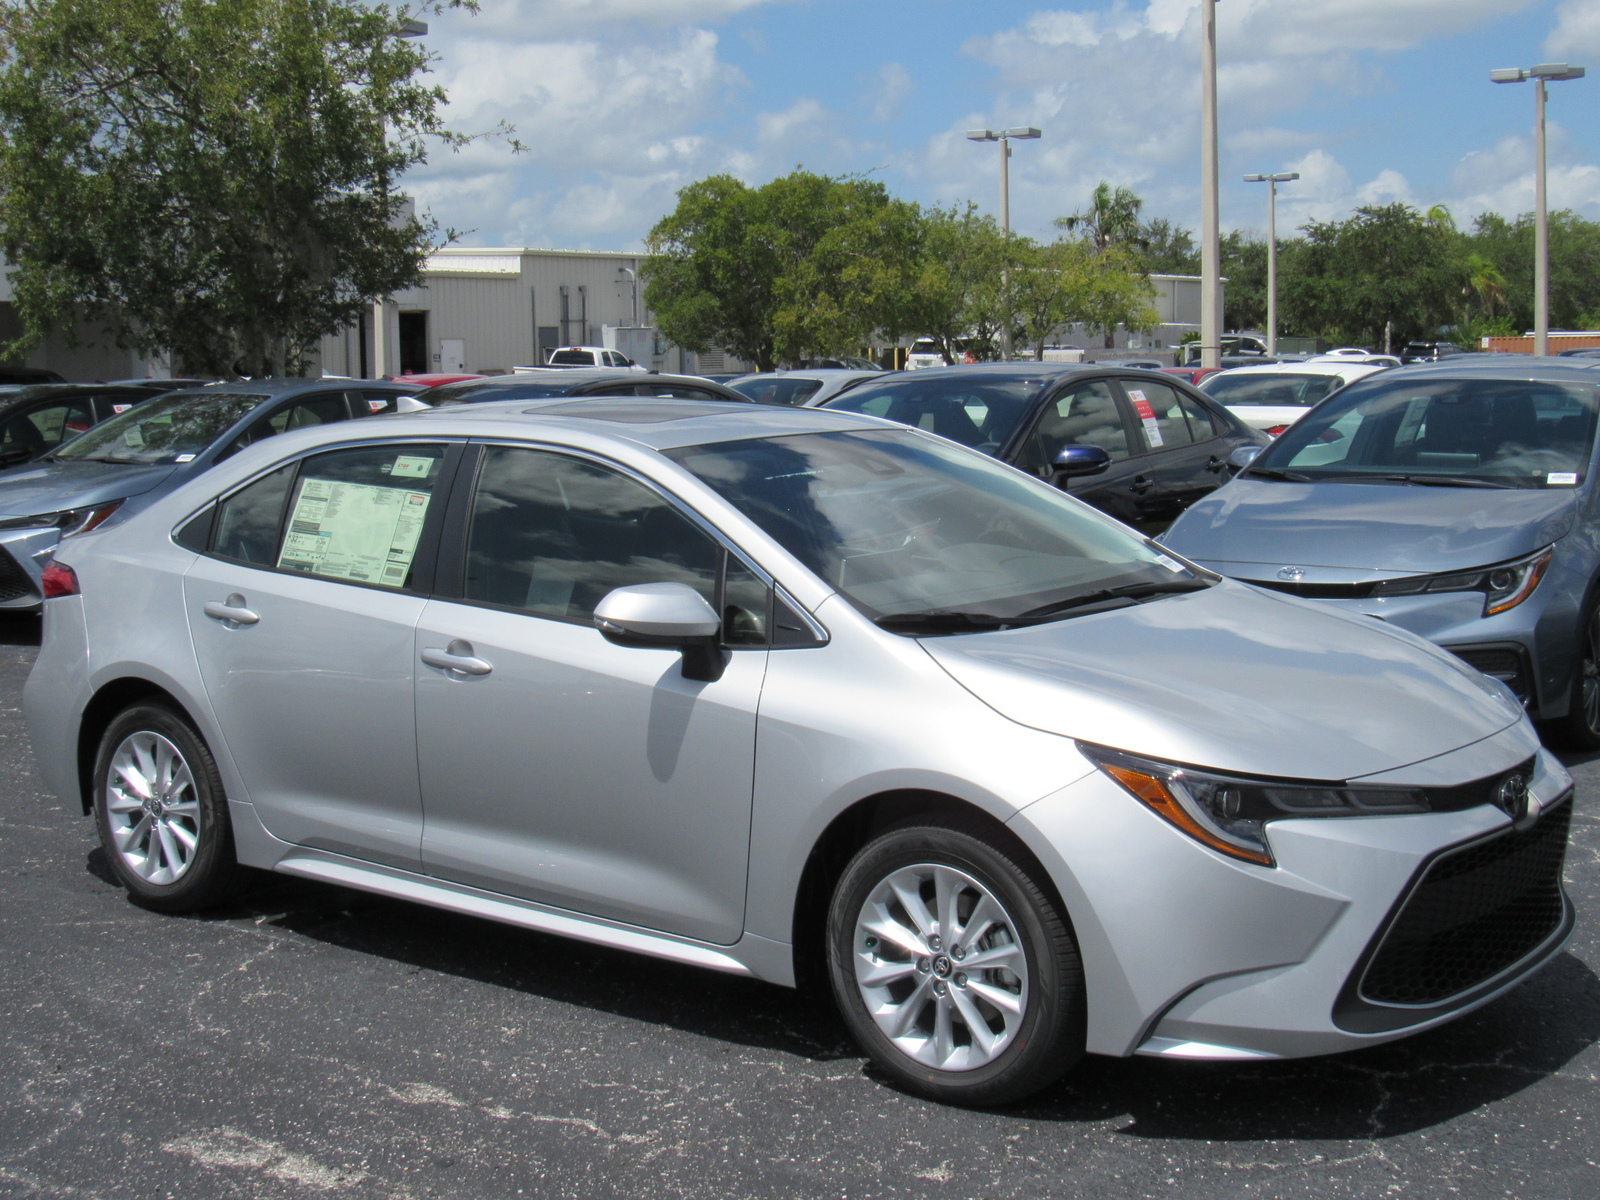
xmin=1549 ymin=472 xmax=1578 ymax=485
xmin=1127 ymin=389 xmax=1164 ymax=447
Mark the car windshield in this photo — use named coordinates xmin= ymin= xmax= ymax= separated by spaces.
xmin=1251 ymin=375 xmax=1600 ymax=488
xmin=821 ymin=376 xmax=1043 ymax=455
xmin=51 ymin=391 xmax=266 ymax=464
xmin=425 ymin=381 xmax=576 ymax=405
xmin=730 ymin=377 xmax=823 ymax=406
xmin=1203 ymin=372 xmax=1346 ymax=408
xmin=666 ymin=429 xmax=1209 ymax=627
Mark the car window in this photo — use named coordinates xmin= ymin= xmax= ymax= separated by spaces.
xmin=548 ymin=349 xmax=595 ymax=366
xmin=211 ymin=463 xmax=297 ymax=565
xmin=1016 ymin=381 xmax=1129 ymax=474
xmin=731 ymin=377 xmax=825 ymax=406
xmin=53 ymin=390 xmax=267 ymax=464
xmin=1259 ymin=377 xmax=1600 ymax=487
xmin=823 ymin=376 xmax=1042 ymax=454
xmin=358 ymin=389 xmax=404 ymax=415
xmin=1 ymin=399 xmax=94 ymax=458
xmin=1203 ymin=373 xmax=1345 ymax=407
xmin=1176 ymin=390 xmax=1221 ymax=440
xmin=637 ymin=382 xmax=726 ymax=400
xmin=266 ymin=445 xmax=449 ymax=588
xmin=464 ymin=447 xmax=722 ymax=623
xmin=1124 ymin=381 xmax=1193 ymax=451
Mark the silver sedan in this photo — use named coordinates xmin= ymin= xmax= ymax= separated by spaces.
xmin=24 ymin=397 xmax=1574 ymax=1105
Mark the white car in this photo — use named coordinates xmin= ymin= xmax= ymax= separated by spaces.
xmin=513 ymin=347 xmax=647 ymax=372
xmin=1199 ymin=360 xmax=1389 ymax=435
xmin=906 ymin=338 xmax=950 ymax=370
xmin=1317 ymin=349 xmax=1403 ymax=368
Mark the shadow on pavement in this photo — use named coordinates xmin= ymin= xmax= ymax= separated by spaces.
xmin=85 ymin=851 xmax=1600 ymax=1141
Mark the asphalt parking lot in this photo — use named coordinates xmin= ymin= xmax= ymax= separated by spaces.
xmin=0 ymin=620 xmax=1597 ymax=1200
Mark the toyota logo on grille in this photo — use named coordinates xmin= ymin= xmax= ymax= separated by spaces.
xmin=1496 ymin=773 xmax=1530 ymax=822
xmin=1277 ymin=566 xmax=1306 ymax=582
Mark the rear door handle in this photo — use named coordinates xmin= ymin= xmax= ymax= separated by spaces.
xmin=421 ymin=640 xmax=493 ymax=676
xmin=1207 ymin=456 xmax=1226 ymax=473
xmin=203 ymin=595 xmax=259 ymax=626
xmin=1129 ymin=476 xmax=1154 ymax=494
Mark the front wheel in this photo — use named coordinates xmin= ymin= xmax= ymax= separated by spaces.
xmin=1549 ymin=600 xmax=1600 ymax=750
xmin=92 ymin=704 xmax=243 ymax=912
xmin=826 ymin=822 xmax=1085 ymax=1106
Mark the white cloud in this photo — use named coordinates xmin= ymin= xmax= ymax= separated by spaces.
xmin=1546 ymin=0 xmax=1600 ymax=57
xmin=756 ymin=98 xmax=829 ymax=145
xmin=1447 ymin=126 xmax=1600 ymax=221
xmin=865 ymin=62 xmax=912 ymax=122
xmin=474 ymin=0 xmax=789 ymax=37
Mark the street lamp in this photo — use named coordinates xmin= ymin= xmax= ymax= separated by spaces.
xmin=1243 ymin=171 xmax=1298 ymax=356
xmin=370 ymin=19 xmax=430 ymax=377
xmin=967 ymin=126 xmax=1041 ymax=358
xmin=397 ymin=19 xmax=428 ymax=37
xmin=1199 ymin=0 xmax=1221 ymax=369
xmin=1492 ymin=62 xmax=1585 ymax=357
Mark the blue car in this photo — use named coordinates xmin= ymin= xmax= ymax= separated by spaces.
xmin=1161 ymin=357 xmax=1600 ymax=745
xmin=0 ymin=379 xmax=418 ymax=611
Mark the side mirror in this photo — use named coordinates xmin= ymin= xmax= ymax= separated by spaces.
xmin=1227 ymin=445 xmax=1263 ymax=471
xmin=1051 ymin=444 xmax=1113 ymax=478
xmin=593 ymin=582 xmax=726 ymax=682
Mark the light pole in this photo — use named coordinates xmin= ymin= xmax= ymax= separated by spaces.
xmin=370 ymin=19 xmax=430 ymax=378
xmin=1492 ymin=62 xmax=1585 ymax=358
xmin=968 ymin=126 xmax=1041 ymax=359
xmin=1199 ymin=0 xmax=1221 ymax=369
xmin=1243 ymin=171 xmax=1297 ymax=356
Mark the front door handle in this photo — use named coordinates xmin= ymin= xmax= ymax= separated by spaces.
xmin=1129 ymin=475 xmax=1154 ymax=494
xmin=1207 ymin=456 xmax=1227 ymax=473
xmin=203 ymin=595 xmax=259 ymax=627
xmin=421 ymin=640 xmax=493 ymax=676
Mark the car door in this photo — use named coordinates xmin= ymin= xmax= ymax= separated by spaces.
xmin=1114 ymin=378 xmax=1218 ymax=527
xmin=1008 ymin=378 xmax=1157 ymax=528
xmin=413 ymin=443 xmax=768 ymax=945
xmin=184 ymin=440 xmax=458 ymax=870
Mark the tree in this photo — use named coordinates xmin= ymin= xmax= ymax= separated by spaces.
xmin=1008 ymin=239 xmax=1158 ymax=360
xmin=0 ymin=0 xmax=498 ymax=377
xmin=1469 ymin=210 xmax=1600 ymax=332
xmin=900 ymin=203 xmax=1009 ymax=364
xmin=1219 ymin=232 xmax=1268 ymax=332
xmin=1282 ymin=204 xmax=1458 ymax=351
xmin=1056 ymin=181 xmax=1146 ymax=252
xmin=1139 ymin=217 xmax=1200 ymax=275
xmin=644 ymin=170 xmax=918 ymax=371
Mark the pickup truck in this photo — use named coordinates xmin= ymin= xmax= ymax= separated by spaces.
xmin=514 ymin=346 xmax=647 ymax=372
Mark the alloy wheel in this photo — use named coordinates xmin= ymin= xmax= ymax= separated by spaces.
xmin=104 ymin=731 xmax=202 ymax=886
xmin=852 ymin=863 xmax=1029 ymax=1072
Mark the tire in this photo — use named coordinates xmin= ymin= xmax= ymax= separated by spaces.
xmin=826 ymin=821 xmax=1085 ymax=1106
xmin=92 ymin=703 xmax=243 ymax=913
xmin=1549 ymin=598 xmax=1600 ymax=751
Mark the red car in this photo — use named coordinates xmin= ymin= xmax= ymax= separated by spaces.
xmin=388 ymin=373 xmax=484 ymax=389
xmin=1161 ymin=366 xmax=1224 ymax=387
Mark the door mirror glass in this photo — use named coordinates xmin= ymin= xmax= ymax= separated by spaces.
xmin=1051 ymin=444 xmax=1113 ymax=477
xmin=1228 ymin=444 xmax=1263 ymax=470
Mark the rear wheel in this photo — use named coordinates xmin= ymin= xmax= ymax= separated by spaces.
xmin=826 ymin=822 xmax=1085 ymax=1106
xmin=92 ymin=704 xmax=242 ymax=912
xmin=1550 ymin=599 xmax=1600 ymax=750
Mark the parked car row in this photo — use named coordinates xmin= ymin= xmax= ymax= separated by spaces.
xmin=2 ymin=348 xmax=1581 ymax=1110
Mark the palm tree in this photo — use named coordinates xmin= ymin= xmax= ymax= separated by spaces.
xmin=1464 ymin=253 xmax=1507 ymax=319
xmin=1056 ymin=182 xmax=1145 ymax=252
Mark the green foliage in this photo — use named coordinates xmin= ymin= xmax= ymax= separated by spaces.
xmin=0 ymin=0 xmax=500 ymax=377
xmin=643 ymin=170 xmax=919 ymax=371
xmin=1056 ymin=181 xmax=1146 ymax=251
xmin=1469 ymin=210 xmax=1600 ymax=331
xmin=1139 ymin=218 xmax=1200 ymax=275
xmin=1219 ymin=232 xmax=1268 ymax=332
xmin=900 ymin=203 xmax=1009 ymax=364
xmin=1010 ymin=240 xmax=1157 ymax=359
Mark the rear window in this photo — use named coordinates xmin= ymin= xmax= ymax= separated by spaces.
xmin=823 ymin=376 xmax=1043 ymax=454
xmin=1202 ymin=372 xmax=1345 ymax=407
xmin=730 ymin=377 xmax=824 ymax=406
xmin=424 ymin=381 xmax=576 ymax=406
xmin=548 ymin=349 xmax=597 ymax=366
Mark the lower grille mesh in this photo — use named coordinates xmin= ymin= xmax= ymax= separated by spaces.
xmin=1361 ymin=801 xmax=1571 ymax=1006
xmin=0 ymin=547 xmax=35 ymax=602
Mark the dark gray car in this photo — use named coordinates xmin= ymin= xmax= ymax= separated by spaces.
xmin=1161 ymin=357 xmax=1600 ymax=746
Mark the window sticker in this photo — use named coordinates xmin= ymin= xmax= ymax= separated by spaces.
xmin=111 ymin=403 xmax=131 ymax=414
xmin=389 ymin=455 xmax=433 ymax=479
xmin=368 ymin=399 xmax=388 ymax=412
xmin=1127 ymin=389 xmax=1164 ymax=447
xmin=277 ymin=477 xmax=431 ymax=587
xmin=175 ymin=454 xmax=196 ymax=463
xmin=1548 ymin=472 xmax=1578 ymax=485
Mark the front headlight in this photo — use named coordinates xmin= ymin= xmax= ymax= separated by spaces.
xmin=1370 ymin=547 xmax=1552 ymax=616
xmin=1078 ymin=743 xmax=1433 ymax=867
xmin=0 ymin=501 xmax=124 ymax=538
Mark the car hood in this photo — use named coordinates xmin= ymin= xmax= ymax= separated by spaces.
xmin=1161 ymin=478 xmax=1579 ymax=575
xmin=919 ymin=581 xmax=1523 ymax=781
xmin=0 ymin=460 xmax=178 ymax=518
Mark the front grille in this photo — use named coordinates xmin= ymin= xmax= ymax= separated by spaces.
xmin=1359 ymin=799 xmax=1571 ymax=1007
xmin=1249 ymin=578 xmax=1378 ymax=599
xmin=1444 ymin=643 xmax=1531 ymax=702
xmin=0 ymin=546 xmax=36 ymax=602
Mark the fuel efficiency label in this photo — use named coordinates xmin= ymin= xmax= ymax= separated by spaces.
xmin=278 ymin=477 xmax=431 ymax=588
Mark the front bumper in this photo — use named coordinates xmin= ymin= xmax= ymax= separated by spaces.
xmin=1007 ymin=724 xmax=1572 ymax=1061
xmin=0 ymin=525 xmax=62 ymax=610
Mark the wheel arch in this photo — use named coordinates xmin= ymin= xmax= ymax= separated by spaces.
xmin=788 ymin=789 xmax=1071 ymax=991
xmin=75 ymin=677 xmax=193 ymax=814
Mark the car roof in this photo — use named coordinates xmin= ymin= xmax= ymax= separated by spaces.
xmin=399 ymin=395 xmax=891 ymax=450
xmin=443 ymin=368 xmax=639 ymax=388
xmin=730 ymin=369 xmax=884 ymax=382
xmin=1366 ymin=356 xmax=1600 ymax=383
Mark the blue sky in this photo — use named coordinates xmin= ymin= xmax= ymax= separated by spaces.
xmin=408 ymin=0 xmax=1600 ymax=251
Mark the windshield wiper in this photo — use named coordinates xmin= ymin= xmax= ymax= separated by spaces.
xmin=1013 ymin=579 xmax=1214 ymax=619
xmin=1346 ymin=473 xmax=1520 ymax=490
xmin=1245 ymin=466 xmax=1312 ymax=482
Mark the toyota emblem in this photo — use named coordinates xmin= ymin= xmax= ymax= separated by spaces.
xmin=1495 ymin=773 xmax=1529 ymax=822
xmin=1276 ymin=566 xmax=1306 ymax=582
